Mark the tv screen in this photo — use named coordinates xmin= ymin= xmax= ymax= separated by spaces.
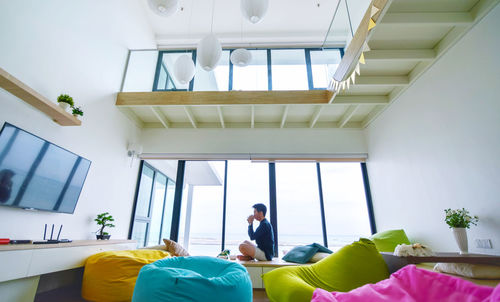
xmin=0 ymin=123 xmax=91 ymax=213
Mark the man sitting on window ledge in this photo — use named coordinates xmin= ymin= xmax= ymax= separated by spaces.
xmin=238 ymin=203 xmax=275 ymax=261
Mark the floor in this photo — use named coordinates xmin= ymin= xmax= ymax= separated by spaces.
xmin=35 ymin=286 xmax=270 ymax=301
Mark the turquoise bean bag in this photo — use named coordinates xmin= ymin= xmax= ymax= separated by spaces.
xmin=132 ymin=256 xmax=252 ymax=302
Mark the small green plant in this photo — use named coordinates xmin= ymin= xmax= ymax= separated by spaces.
xmin=95 ymin=212 xmax=115 ymax=236
xmin=444 ymin=208 xmax=478 ymax=229
xmin=57 ymin=94 xmax=74 ymax=106
xmin=72 ymin=106 xmax=83 ymax=116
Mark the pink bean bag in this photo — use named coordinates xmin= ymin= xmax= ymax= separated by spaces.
xmin=312 ymin=265 xmax=499 ymax=302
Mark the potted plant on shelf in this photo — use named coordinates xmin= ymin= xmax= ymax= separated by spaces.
xmin=72 ymin=106 xmax=83 ymax=118
xmin=57 ymin=94 xmax=74 ymax=111
xmin=444 ymin=208 xmax=478 ymax=254
xmin=95 ymin=212 xmax=115 ymax=240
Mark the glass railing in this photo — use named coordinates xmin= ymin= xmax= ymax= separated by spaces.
xmin=121 ymin=48 xmax=343 ymax=93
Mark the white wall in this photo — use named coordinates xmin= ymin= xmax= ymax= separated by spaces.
xmin=0 ymin=0 xmax=155 ymax=240
xmin=141 ymin=128 xmax=368 ymax=154
xmin=366 ymin=5 xmax=500 ymax=254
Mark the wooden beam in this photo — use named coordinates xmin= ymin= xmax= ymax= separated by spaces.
xmin=364 ymin=49 xmax=436 ymax=61
xmin=150 ymin=106 xmax=170 ymax=128
xmin=0 ymin=67 xmax=81 ymax=126
xmin=382 ymin=12 xmax=473 ymax=25
xmin=184 ymin=107 xmax=198 ymax=128
xmin=216 ymin=106 xmax=225 ymax=128
xmin=309 ymin=106 xmax=324 ymax=128
xmin=355 ymin=76 xmax=409 ymax=86
xmin=117 ymin=90 xmax=333 ymax=106
xmin=332 ymin=0 xmax=390 ymax=82
xmin=338 ymin=105 xmax=360 ymax=128
xmin=280 ymin=105 xmax=289 ymax=129
xmin=251 ymin=106 xmax=255 ymax=129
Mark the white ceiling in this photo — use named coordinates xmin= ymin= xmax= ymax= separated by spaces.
xmin=140 ymin=0 xmax=371 ymax=48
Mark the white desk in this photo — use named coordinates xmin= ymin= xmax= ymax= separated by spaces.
xmin=0 ymin=240 xmax=136 ymax=302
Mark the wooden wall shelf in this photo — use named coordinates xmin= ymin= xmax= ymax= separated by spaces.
xmin=0 ymin=67 xmax=81 ymax=126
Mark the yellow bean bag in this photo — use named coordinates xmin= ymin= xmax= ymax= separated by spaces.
xmin=82 ymin=249 xmax=170 ymax=302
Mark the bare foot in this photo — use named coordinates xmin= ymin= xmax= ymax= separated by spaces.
xmin=237 ymin=255 xmax=253 ymax=261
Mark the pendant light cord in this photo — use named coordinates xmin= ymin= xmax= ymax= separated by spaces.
xmin=345 ymin=0 xmax=354 ymax=37
xmin=210 ymin=0 xmax=216 ymax=34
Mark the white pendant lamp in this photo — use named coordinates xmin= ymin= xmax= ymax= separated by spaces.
xmin=241 ymin=0 xmax=269 ymax=24
xmin=147 ymin=0 xmax=179 ymax=17
xmin=174 ymin=55 xmax=196 ymax=85
xmin=230 ymin=48 xmax=252 ymax=67
xmin=197 ymin=34 xmax=222 ymax=71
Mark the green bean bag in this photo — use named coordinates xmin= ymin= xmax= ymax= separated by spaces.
xmin=262 ymin=239 xmax=390 ymax=302
xmin=132 ymin=256 xmax=252 ymax=302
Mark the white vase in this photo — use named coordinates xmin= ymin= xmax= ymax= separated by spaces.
xmin=58 ymin=102 xmax=69 ymax=111
xmin=452 ymin=227 xmax=468 ymax=254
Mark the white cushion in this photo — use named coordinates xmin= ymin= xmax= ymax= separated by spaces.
xmin=434 ymin=263 xmax=500 ymax=279
xmin=309 ymin=252 xmax=330 ymax=263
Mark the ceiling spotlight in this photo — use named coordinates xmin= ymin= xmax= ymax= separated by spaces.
xmin=230 ymin=49 xmax=252 ymax=67
xmin=148 ymin=0 xmax=179 ymax=17
xmin=241 ymin=0 xmax=269 ymax=24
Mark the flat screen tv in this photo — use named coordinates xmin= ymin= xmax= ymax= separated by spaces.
xmin=0 ymin=122 xmax=91 ymax=214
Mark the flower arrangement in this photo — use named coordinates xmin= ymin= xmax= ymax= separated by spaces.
xmin=444 ymin=208 xmax=478 ymax=229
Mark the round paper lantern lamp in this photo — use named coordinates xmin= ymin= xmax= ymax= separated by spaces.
xmin=197 ymin=34 xmax=222 ymax=71
xmin=147 ymin=0 xmax=179 ymax=17
xmin=230 ymin=49 xmax=252 ymax=67
xmin=241 ymin=0 xmax=269 ymax=24
xmin=174 ymin=55 xmax=196 ymax=85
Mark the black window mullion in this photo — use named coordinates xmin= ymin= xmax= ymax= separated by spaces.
xmin=228 ymin=50 xmax=234 ymax=91
xmin=221 ymin=161 xmax=228 ymax=251
xmin=267 ymin=49 xmax=272 ymax=91
xmin=170 ymin=160 xmax=186 ymax=241
xmin=305 ymin=49 xmax=314 ymax=90
xmin=189 ymin=51 xmax=196 ymax=91
xmin=268 ymin=162 xmax=278 ymax=257
xmin=129 ymin=160 xmax=145 ymax=239
xmin=361 ymin=163 xmax=377 ymax=234
xmin=316 ymin=163 xmax=328 ymax=247
xmin=152 ymin=51 xmax=164 ymax=91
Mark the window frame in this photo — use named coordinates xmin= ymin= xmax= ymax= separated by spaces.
xmin=153 ymin=47 xmax=344 ymax=93
xmin=132 ymin=160 xmax=376 ymax=253
xmin=128 ymin=161 xmax=174 ymax=247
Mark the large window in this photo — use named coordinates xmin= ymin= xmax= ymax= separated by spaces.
xmin=232 ymin=50 xmax=268 ymax=91
xmin=224 ymin=161 xmax=269 ymax=254
xmin=271 ymin=49 xmax=309 ymax=91
xmin=130 ymin=162 xmax=176 ymax=248
xmin=193 ymin=50 xmax=230 ymax=91
xmin=131 ymin=160 xmax=374 ymax=256
xmin=319 ymin=163 xmax=372 ymax=250
xmin=153 ymin=48 xmax=343 ymax=92
xmin=177 ymin=161 xmax=226 ymax=256
xmin=275 ymin=163 xmax=324 ymax=256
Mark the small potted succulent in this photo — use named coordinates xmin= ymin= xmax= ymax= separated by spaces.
xmin=95 ymin=212 xmax=115 ymax=240
xmin=57 ymin=94 xmax=74 ymax=111
xmin=72 ymin=106 xmax=83 ymax=118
